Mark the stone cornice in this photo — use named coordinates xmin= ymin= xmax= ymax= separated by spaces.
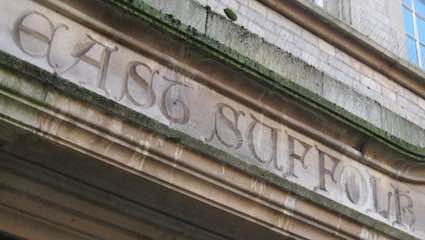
xmin=260 ymin=0 xmax=425 ymax=109
xmin=0 ymin=0 xmax=423 ymax=238
xmin=28 ymin=0 xmax=425 ymax=183
xmin=0 ymin=53 xmax=413 ymax=240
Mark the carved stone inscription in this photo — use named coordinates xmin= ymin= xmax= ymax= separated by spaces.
xmin=0 ymin=1 xmax=424 ymax=237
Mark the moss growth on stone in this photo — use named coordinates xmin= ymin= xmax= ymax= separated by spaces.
xmin=0 ymin=1 xmax=422 ymax=237
xmin=0 ymin=42 xmax=418 ymax=240
xmin=117 ymin=0 xmax=424 ymax=157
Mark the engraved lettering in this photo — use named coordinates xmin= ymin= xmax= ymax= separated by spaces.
xmin=119 ymin=61 xmax=157 ymax=108
xmin=315 ymin=148 xmax=341 ymax=192
xmin=7 ymin=10 xmax=421 ymax=232
xmin=339 ymin=166 xmax=368 ymax=205
xmin=392 ymin=185 xmax=416 ymax=229
xmin=370 ymin=176 xmax=392 ymax=219
xmin=64 ymin=35 xmax=117 ymax=95
xmin=248 ymin=114 xmax=281 ymax=170
xmin=207 ymin=103 xmax=244 ymax=149
xmin=346 ymin=173 xmax=361 ymax=204
xmin=15 ymin=12 xmax=54 ymax=58
xmin=15 ymin=11 xmax=68 ymax=69
xmin=47 ymin=24 xmax=69 ymax=69
xmin=371 ymin=178 xmax=416 ymax=228
xmin=284 ymin=134 xmax=312 ymax=178
xmin=160 ymin=76 xmax=190 ymax=124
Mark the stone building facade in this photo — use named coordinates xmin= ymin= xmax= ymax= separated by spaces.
xmin=0 ymin=0 xmax=425 ymax=240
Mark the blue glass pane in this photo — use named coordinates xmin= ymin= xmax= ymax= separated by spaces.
xmin=421 ymin=45 xmax=425 ymax=68
xmin=416 ymin=0 xmax=425 ymax=16
xmin=404 ymin=0 xmax=412 ymax=7
xmin=404 ymin=8 xmax=414 ymax=36
xmin=407 ymin=37 xmax=418 ymax=65
xmin=417 ymin=16 xmax=425 ymax=42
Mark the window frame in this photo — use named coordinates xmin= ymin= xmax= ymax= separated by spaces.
xmin=313 ymin=0 xmax=352 ymax=24
xmin=314 ymin=0 xmax=324 ymax=7
xmin=403 ymin=0 xmax=425 ymax=68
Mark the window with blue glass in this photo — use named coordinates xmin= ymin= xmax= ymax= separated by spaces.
xmin=403 ymin=0 xmax=425 ymax=68
xmin=314 ymin=0 xmax=324 ymax=7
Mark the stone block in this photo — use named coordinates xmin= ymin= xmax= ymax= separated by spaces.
xmin=147 ymin=0 xmax=208 ymax=33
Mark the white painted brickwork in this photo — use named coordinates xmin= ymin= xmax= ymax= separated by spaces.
xmin=194 ymin=0 xmax=425 ymax=130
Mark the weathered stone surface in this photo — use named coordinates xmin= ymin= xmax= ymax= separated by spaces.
xmin=0 ymin=1 xmax=425 ymax=239
xmin=143 ymin=0 xmax=425 ymax=147
xmin=323 ymin=76 xmax=382 ymax=128
xmin=148 ymin=0 xmax=207 ymax=33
